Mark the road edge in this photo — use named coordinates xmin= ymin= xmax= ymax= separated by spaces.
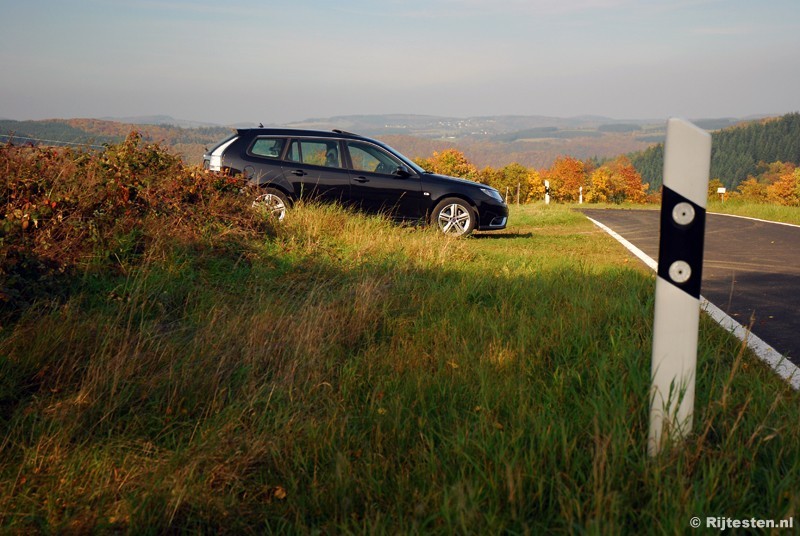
xmin=587 ymin=216 xmax=800 ymax=391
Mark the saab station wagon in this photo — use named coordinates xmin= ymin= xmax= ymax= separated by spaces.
xmin=203 ymin=128 xmax=508 ymax=236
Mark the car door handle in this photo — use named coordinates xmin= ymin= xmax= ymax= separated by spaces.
xmin=352 ymin=176 xmax=369 ymax=183
xmin=289 ymin=169 xmax=307 ymax=176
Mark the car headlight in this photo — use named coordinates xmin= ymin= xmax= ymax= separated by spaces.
xmin=480 ymin=187 xmax=504 ymax=203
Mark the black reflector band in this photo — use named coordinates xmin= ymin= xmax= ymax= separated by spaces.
xmin=657 ymin=186 xmax=706 ymax=300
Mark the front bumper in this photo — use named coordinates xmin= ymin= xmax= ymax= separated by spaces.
xmin=477 ymin=205 xmax=509 ymax=231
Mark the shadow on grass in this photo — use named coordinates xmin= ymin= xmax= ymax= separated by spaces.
xmin=472 ymin=232 xmax=534 ymax=239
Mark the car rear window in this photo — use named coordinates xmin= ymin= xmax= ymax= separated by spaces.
xmin=249 ymin=137 xmax=286 ymax=159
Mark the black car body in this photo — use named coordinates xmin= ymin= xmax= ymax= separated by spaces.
xmin=203 ymin=128 xmax=508 ymax=235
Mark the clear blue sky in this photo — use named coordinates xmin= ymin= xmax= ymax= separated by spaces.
xmin=1 ymin=0 xmax=798 ymax=124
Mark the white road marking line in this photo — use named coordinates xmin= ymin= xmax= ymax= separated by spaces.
xmin=709 ymin=212 xmax=800 ymax=229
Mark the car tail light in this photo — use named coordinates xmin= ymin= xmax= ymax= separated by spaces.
xmin=208 ymin=137 xmax=238 ymax=171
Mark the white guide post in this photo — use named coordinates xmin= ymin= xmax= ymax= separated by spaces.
xmin=579 ymin=186 xmax=583 ymax=204
xmin=648 ymin=118 xmax=711 ymax=457
xmin=545 ymin=180 xmax=550 ymax=205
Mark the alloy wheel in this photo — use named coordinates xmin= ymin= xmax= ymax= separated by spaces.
xmin=437 ymin=203 xmax=472 ymax=235
xmin=253 ymin=193 xmax=287 ymax=221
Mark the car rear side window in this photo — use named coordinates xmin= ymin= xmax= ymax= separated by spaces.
xmin=249 ymin=137 xmax=286 ymax=159
xmin=286 ymin=139 xmax=341 ymax=168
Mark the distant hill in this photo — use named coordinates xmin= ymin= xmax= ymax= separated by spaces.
xmin=2 ymin=112 xmax=787 ymax=171
xmin=0 ymin=118 xmax=233 ymax=164
xmin=0 ymin=119 xmax=117 ymax=147
xmin=99 ymin=115 xmax=221 ymax=129
xmin=0 ymin=115 xmax=657 ymax=168
xmin=629 ymin=112 xmax=800 ymax=191
xmin=282 ymin=114 xmax=665 ymax=167
xmin=284 ymin=113 xmax=661 ymax=139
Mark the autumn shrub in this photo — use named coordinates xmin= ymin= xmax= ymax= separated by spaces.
xmin=541 ymin=156 xmax=588 ymax=202
xmin=734 ymin=177 xmax=769 ymax=203
xmin=477 ymin=163 xmax=542 ymax=204
xmin=766 ymin=168 xmax=800 ymax=206
xmin=414 ymin=148 xmax=478 ymax=179
xmin=0 ymin=132 xmax=271 ymax=321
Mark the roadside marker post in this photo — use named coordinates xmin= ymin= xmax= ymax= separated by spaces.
xmin=648 ymin=118 xmax=711 ymax=457
xmin=545 ymin=180 xmax=550 ymax=205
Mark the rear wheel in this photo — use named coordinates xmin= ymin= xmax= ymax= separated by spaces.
xmin=431 ymin=198 xmax=476 ymax=236
xmin=253 ymin=187 xmax=290 ymax=221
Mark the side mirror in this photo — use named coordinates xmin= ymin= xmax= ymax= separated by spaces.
xmin=395 ymin=165 xmax=412 ymax=178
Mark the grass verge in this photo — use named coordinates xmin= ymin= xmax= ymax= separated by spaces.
xmin=706 ymin=199 xmax=800 ymax=225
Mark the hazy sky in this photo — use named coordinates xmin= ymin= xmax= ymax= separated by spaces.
xmin=1 ymin=0 xmax=799 ymax=125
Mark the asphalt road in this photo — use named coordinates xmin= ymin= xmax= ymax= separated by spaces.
xmin=581 ymin=209 xmax=800 ymax=364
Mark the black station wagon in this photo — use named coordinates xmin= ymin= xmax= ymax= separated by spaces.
xmin=203 ymin=128 xmax=508 ymax=236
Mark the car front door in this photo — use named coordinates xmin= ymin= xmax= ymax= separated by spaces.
xmin=344 ymin=141 xmax=423 ymax=220
xmin=282 ymin=138 xmax=350 ymax=204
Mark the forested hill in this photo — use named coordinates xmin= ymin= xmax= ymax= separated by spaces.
xmin=0 ymin=118 xmax=232 ymax=147
xmin=0 ymin=119 xmax=233 ymax=163
xmin=629 ymin=112 xmax=800 ymax=191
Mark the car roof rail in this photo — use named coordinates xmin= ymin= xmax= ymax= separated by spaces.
xmin=332 ymin=129 xmax=359 ymax=136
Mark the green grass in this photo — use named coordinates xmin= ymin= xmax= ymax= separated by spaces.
xmin=707 ymin=199 xmax=800 ymax=225
xmin=2 ymin=203 xmax=799 ymax=533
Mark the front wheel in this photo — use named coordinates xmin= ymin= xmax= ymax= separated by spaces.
xmin=431 ymin=198 xmax=476 ymax=236
xmin=253 ymin=187 xmax=290 ymax=221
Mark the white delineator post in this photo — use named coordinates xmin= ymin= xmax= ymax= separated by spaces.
xmin=545 ymin=180 xmax=550 ymax=205
xmin=648 ymin=118 xmax=711 ymax=457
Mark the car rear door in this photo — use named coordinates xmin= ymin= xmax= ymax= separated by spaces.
xmin=240 ymin=136 xmax=288 ymax=186
xmin=282 ymin=138 xmax=351 ymax=204
xmin=344 ymin=140 xmax=423 ymax=220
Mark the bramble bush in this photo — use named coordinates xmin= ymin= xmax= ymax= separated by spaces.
xmin=1 ymin=132 xmax=271 ymax=321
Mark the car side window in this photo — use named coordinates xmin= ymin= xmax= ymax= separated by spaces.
xmin=249 ymin=137 xmax=286 ymax=159
xmin=285 ymin=139 xmax=341 ymax=168
xmin=346 ymin=141 xmax=403 ymax=175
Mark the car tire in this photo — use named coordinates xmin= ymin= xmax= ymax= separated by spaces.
xmin=253 ymin=187 xmax=290 ymax=221
xmin=431 ymin=197 xmax=476 ymax=236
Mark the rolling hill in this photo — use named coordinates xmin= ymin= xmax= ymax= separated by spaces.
xmin=0 ymin=113 xmax=780 ymax=170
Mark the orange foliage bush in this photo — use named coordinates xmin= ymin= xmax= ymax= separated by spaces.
xmin=415 ymin=148 xmax=478 ymax=179
xmin=1 ymin=132 xmax=270 ymax=318
xmin=543 ymin=156 xmax=587 ymax=202
xmin=766 ymin=169 xmax=800 ymax=206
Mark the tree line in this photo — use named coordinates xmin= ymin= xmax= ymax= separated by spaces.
xmin=415 ymin=146 xmax=799 ymax=207
xmin=410 ymin=112 xmax=800 ymax=207
xmin=629 ymin=112 xmax=800 ymax=192
xmin=414 ymin=150 xmax=649 ymax=204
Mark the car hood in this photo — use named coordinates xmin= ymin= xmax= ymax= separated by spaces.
xmin=421 ymin=172 xmax=490 ymax=190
